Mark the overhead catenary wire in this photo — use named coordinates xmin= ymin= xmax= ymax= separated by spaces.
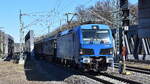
xmin=87 ymin=9 xmax=113 ymax=25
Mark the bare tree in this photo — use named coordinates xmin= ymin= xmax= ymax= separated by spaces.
xmin=36 ymin=0 xmax=138 ymax=40
xmin=129 ymin=3 xmax=138 ymax=25
xmin=76 ymin=0 xmax=138 ymax=26
xmin=76 ymin=0 xmax=119 ymax=26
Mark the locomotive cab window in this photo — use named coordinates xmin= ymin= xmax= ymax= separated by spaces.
xmin=82 ymin=29 xmax=110 ymax=44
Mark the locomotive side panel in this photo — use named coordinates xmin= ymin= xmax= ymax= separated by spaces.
xmin=57 ymin=33 xmax=74 ymax=60
xmin=34 ymin=42 xmax=43 ymax=59
xmin=49 ymin=40 xmax=55 ymax=56
xmin=73 ymin=29 xmax=81 ymax=64
xmin=43 ymin=39 xmax=56 ymax=61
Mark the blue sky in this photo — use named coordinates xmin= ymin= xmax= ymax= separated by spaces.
xmin=0 ymin=0 xmax=138 ymax=43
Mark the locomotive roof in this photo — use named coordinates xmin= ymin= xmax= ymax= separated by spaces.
xmin=35 ymin=24 xmax=110 ymax=43
xmin=60 ymin=24 xmax=110 ymax=36
xmin=80 ymin=24 xmax=110 ymax=29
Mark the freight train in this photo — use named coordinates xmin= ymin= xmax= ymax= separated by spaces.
xmin=0 ymin=30 xmax=14 ymax=61
xmin=34 ymin=24 xmax=114 ymax=72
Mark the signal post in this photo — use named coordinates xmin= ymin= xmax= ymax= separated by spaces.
xmin=119 ymin=0 xmax=129 ymax=74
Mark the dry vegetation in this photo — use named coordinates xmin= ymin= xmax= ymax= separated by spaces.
xmin=0 ymin=61 xmax=65 ymax=84
xmin=0 ymin=61 xmax=102 ymax=84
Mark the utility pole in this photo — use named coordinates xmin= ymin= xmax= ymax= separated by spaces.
xmin=120 ymin=0 xmax=129 ymax=58
xmin=19 ymin=10 xmax=25 ymax=64
xmin=0 ymin=27 xmax=4 ymax=59
xmin=47 ymin=22 xmax=50 ymax=33
xmin=111 ymin=0 xmax=121 ymax=63
xmin=48 ymin=26 xmax=50 ymax=33
xmin=17 ymin=10 xmax=54 ymax=64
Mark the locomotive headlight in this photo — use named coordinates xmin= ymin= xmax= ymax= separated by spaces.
xmin=82 ymin=58 xmax=91 ymax=63
xmin=100 ymin=48 xmax=113 ymax=55
xmin=80 ymin=49 xmax=83 ymax=55
xmin=80 ymin=48 xmax=94 ymax=55
xmin=110 ymin=48 xmax=113 ymax=54
xmin=92 ymin=25 xmax=99 ymax=29
xmin=106 ymin=58 xmax=113 ymax=63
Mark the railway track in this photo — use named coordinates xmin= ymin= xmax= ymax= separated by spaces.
xmin=126 ymin=65 xmax=150 ymax=74
xmin=76 ymin=71 xmax=143 ymax=84
xmin=73 ymin=68 xmax=142 ymax=84
xmin=52 ymin=64 xmax=113 ymax=84
xmin=98 ymin=72 xmax=142 ymax=84
xmin=114 ymin=64 xmax=150 ymax=74
xmin=39 ymin=60 xmax=144 ymax=84
xmin=51 ymin=62 xmax=130 ymax=84
xmin=126 ymin=65 xmax=150 ymax=71
xmin=84 ymin=74 xmax=114 ymax=84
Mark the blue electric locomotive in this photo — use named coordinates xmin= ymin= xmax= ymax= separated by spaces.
xmin=56 ymin=24 xmax=114 ymax=71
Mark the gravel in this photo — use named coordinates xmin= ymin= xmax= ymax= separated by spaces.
xmin=1 ymin=57 xmax=149 ymax=84
xmin=64 ymin=75 xmax=102 ymax=84
xmin=105 ymin=67 xmax=150 ymax=84
xmin=95 ymin=75 xmax=126 ymax=84
xmin=0 ymin=57 xmax=103 ymax=84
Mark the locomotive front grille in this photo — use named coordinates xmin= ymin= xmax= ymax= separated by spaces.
xmin=100 ymin=48 xmax=113 ymax=55
xmin=80 ymin=48 xmax=94 ymax=55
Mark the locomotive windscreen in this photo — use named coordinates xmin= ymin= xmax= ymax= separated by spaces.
xmin=82 ymin=29 xmax=110 ymax=44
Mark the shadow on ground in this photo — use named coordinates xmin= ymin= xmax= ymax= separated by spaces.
xmin=24 ymin=56 xmax=75 ymax=81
